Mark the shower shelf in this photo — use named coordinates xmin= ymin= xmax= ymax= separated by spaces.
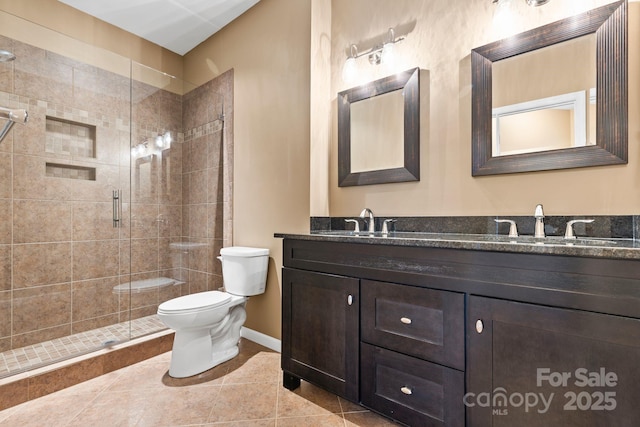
xmin=45 ymin=162 xmax=96 ymax=180
xmin=45 ymin=116 xmax=96 ymax=158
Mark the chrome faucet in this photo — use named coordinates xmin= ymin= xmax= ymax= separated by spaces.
xmin=360 ymin=208 xmax=375 ymax=233
xmin=534 ymin=204 xmax=545 ymax=238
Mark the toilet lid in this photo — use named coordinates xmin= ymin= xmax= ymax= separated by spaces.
xmin=158 ymin=291 xmax=231 ymax=314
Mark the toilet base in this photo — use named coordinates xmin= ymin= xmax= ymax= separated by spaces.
xmin=167 ymin=303 xmax=246 ymax=378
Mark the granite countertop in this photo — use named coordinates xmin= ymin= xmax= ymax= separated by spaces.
xmin=274 ymin=231 xmax=640 ymax=260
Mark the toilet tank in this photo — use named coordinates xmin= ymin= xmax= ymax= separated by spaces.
xmin=219 ymin=246 xmax=269 ymax=296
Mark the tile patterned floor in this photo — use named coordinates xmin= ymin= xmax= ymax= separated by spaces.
xmin=0 ymin=315 xmax=166 ymax=378
xmin=0 ymin=339 xmax=400 ymax=426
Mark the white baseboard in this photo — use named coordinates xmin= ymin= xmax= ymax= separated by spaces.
xmin=240 ymin=327 xmax=281 ymax=353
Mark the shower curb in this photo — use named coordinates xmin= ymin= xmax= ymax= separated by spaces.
xmin=0 ymin=330 xmax=175 ymax=411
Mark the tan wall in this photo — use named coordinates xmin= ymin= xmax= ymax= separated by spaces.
xmin=0 ymin=0 xmax=182 ymax=79
xmin=327 ymin=0 xmax=640 ymax=217
xmin=184 ymin=0 xmax=312 ymax=340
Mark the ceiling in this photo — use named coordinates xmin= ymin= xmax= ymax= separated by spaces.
xmin=58 ymin=0 xmax=260 ymax=55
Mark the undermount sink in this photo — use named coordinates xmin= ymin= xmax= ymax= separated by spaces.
xmin=311 ymin=230 xmax=629 ymax=248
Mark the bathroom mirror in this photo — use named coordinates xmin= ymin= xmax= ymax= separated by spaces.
xmin=338 ymin=67 xmax=419 ymax=186
xmin=471 ymin=0 xmax=627 ymax=176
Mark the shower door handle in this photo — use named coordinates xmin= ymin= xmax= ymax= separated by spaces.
xmin=112 ymin=190 xmax=121 ymax=228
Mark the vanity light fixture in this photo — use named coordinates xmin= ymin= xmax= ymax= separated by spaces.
xmin=492 ymin=0 xmax=550 ymax=6
xmin=342 ymin=28 xmax=404 ymax=81
xmin=131 ymin=131 xmax=171 ymax=158
xmin=525 ymin=0 xmax=550 ymax=5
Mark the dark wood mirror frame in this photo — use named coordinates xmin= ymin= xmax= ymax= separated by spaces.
xmin=338 ymin=67 xmax=420 ymax=187
xmin=471 ymin=0 xmax=627 ymax=176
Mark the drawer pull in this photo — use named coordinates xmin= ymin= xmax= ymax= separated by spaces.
xmin=347 ymin=295 xmax=353 ymax=306
xmin=475 ymin=319 xmax=484 ymax=334
xmin=400 ymin=317 xmax=412 ymax=325
xmin=400 ymin=386 xmax=413 ymax=395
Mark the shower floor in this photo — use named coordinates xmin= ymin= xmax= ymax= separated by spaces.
xmin=0 ymin=315 xmax=166 ymax=378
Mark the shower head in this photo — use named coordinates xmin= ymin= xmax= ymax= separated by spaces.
xmin=0 ymin=106 xmax=28 ymax=144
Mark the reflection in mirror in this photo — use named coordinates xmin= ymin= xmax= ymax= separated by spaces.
xmin=350 ymin=89 xmax=404 ymax=172
xmin=472 ymin=0 xmax=627 ymax=176
xmin=491 ymin=34 xmax=596 ymax=156
xmin=338 ymin=67 xmax=420 ymax=187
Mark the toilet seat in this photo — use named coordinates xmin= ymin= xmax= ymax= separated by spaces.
xmin=158 ymin=291 xmax=231 ymax=315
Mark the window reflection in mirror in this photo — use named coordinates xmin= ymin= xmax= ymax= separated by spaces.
xmin=491 ymin=34 xmax=596 ymax=156
xmin=350 ymin=89 xmax=404 ymax=173
xmin=471 ymin=0 xmax=626 ymax=176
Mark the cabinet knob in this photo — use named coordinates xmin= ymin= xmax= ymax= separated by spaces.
xmin=400 ymin=386 xmax=413 ymax=395
xmin=347 ymin=295 xmax=353 ymax=305
xmin=475 ymin=319 xmax=484 ymax=334
xmin=400 ymin=317 xmax=412 ymax=325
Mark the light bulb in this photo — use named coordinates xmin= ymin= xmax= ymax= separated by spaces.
xmin=381 ymin=42 xmax=395 ymax=64
xmin=493 ymin=0 xmax=514 ymax=31
xmin=342 ymin=56 xmax=357 ymax=83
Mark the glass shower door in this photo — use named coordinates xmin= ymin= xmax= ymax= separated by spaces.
xmin=0 ymin=24 xmax=135 ymax=378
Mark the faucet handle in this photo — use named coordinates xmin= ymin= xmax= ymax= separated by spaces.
xmin=564 ymin=219 xmax=594 ymax=239
xmin=534 ymin=204 xmax=544 ymax=218
xmin=382 ymin=219 xmax=396 ymax=234
xmin=495 ymin=219 xmax=519 ymax=237
xmin=344 ymin=219 xmax=360 ymax=233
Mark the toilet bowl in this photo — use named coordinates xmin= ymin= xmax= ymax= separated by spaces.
xmin=157 ymin=246 xmax=269 ymax=378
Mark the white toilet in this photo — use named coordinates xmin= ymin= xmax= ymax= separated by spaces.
xmin=157 ymin=246 xmax=269 ymax=378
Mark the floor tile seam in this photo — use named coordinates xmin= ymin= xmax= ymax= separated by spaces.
xmin=104 ymin=383 xmax=223 ymax=394
xmin=53 ymin=389 xmax=105 ymax=427
xmin=337 ymin=393 xmax=345 ymax=416
xmin=219 ymin=378 xmax=280 ymax=386
xmin=58 ymin=370 xmax=126 ymax=399
xmin=274 ymin=370 xmax=282 ymax=426
xmin=274 ymin=413 xmax=348 ymax=424
xmin=204 ymin=379 xmax=224 ymax=422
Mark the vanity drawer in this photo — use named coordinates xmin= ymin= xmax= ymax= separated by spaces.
xmin=361 ymin=343 xmax=464 ymax=427
xmin=361 ymin=280 xmax=464 ymax=370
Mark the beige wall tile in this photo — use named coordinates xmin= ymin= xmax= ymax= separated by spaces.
xmin=72 ymin=240 xmax=119 ymax=281
xmin=12 ymin=283 xmax=71 ymax=336
xmin=128 ymin=238 xmax=159 ymax=275
xmin=0 ymin=245 xmax=9 ymax=292
xmin=71 ymin=277 xmax=119 ymax=323
xmin=0 ymin=290 xmax=10 ymax=338
xmin=13 ymin=200 xmax=71 ymax=243
xmin=72 ymin=201 xmax=119 ymax=241
xmin=0 ymin=200 xmax=11 ymax=244
xmin=0 ymin=153 xmax=12 ymax=199
xmin=130 ymin=203 xmax=160 ymax=239
xmin=14 ymin=42 xmax=73 ymax=105
xmin=13 ymin=242 xmax=71 ymax=288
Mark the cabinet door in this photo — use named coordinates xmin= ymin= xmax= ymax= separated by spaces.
xmin=467 ymin=296 xmax=640 ymax=427
xmin=281 ymin=267 xmax=359 ymax=401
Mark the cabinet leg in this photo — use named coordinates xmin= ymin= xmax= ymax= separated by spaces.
xmin=282 ymin=371 xmax=301 ymax=390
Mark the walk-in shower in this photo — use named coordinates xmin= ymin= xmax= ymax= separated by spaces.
xmin=0 ymin=31 xmax=233 ymax=383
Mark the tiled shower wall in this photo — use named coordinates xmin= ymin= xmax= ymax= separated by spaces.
xmin=0 ymin=34 xmax=233 ymax=355
xmin=180 ymin=70 xmax=234 ymax=294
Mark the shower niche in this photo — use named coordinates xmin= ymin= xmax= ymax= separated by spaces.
xmin=44 ymin=116 xmax=97 ymax=179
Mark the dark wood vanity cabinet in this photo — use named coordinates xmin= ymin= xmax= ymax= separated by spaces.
xmin=281 ymin=267 xmax=359 ymax=401
xmin=279 ymin=237 xmax=640 ymax=426
xmin=467 ymin=296 xmax=640 ymax=427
